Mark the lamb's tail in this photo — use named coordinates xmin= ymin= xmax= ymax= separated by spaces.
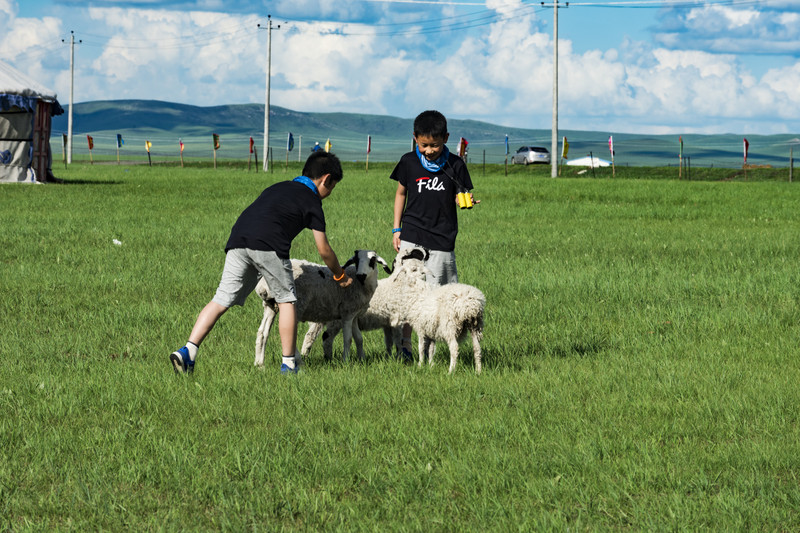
xmin=464 ymin=307 xmax=484 ymax=341
xmin=448 ymin=287 xmax=485 ymax=339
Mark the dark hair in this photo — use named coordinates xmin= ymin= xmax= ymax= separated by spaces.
xmin=302 ymin=151 xmax=343 ymax=183
xmin=413 ymin=110 xmax=448 ymax=140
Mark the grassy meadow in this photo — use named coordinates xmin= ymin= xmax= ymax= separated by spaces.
xmin=2 ymin=161 xmax=800 ymax=530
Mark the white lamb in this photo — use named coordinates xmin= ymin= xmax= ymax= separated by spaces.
xmin=254 ymin=249 xmax=391 ymax=367
xmin=385 ymin=248 xmax=486 ymax=374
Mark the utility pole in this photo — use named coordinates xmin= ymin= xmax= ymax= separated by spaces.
xmin=62 ymin=31 xmax=80 ymax=164
xmin=543 ymin=1 xmax=566 ymax=178
xmin=260 ymin=16 xmax=280 ymax=172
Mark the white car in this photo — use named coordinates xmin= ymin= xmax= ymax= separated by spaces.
xmin=511 ymin=146 xmax=550 ymax=165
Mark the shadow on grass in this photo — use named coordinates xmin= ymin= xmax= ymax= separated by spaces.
xmin=298 ymin=335 xmax=610 ymax=373
xmin=482 ymin=336 xmax=610 ymax=371
xmin=60 ymin=179 xmax=123 ymax=185
xmin=550 ymin=338 xmax=609 ymax=359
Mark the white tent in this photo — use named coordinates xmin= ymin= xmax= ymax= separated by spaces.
xmin=566 ymin=155 xmax=611 ymax=168
xmin=0 ymin=60 xmax=63 ymax=183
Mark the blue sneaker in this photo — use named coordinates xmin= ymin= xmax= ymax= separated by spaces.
xmin=170 ymin=346 xmax=195 ymax=374
xmin=280 ymin=363 xmax=299 ymax=374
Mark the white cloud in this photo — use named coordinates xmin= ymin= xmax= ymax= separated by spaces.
xmin=762 ymin=62 xmax=800 ymax=106
xmin=685 ymin=5 xmax=759 ymax=31
xmin=655 ymin=3 xmax=800 ymax=54
xmin=0 ymin=3 xmax=63 ymax=93
xmin=80 ymin=7 xmax=263 ymax=104
xmin=274 ymin=22 xmax=394 ymax=112
xmin=0 ymin=0 xmax=15 ymax=16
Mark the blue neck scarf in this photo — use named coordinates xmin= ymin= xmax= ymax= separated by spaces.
xmin=293 ymin=175 xmax=318 ymax=195
xmin=416 ymin=145 xmax=449 ymax=173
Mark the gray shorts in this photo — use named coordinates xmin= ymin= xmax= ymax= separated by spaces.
xmin=212 ymin=248 xmax=297 ymax=308
xmin=398 ymin=240 xmax=458 ymax=287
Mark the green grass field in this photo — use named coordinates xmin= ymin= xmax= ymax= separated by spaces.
xmin=2 ymin=162 xmax=800 ymax=530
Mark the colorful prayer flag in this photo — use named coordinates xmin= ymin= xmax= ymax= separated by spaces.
xmin=116 ymin=134 xmax=123 ymax=148
xmin=249 ymin=137 xmax=254 ymax=154
xmin=145 ymin=140 xmax=152 ymax=153
xmin=679 ymin=136 xmax=683 ymax=158
xmin=287 ymin=132 xmax=294 ymax=152
xmin=324 ymin=138 xmax=332 ymax=152
xmin=743 ymin=138 xmax=749 ymax=163
xmin=212 ymin=133 xmax=220 ymax=150
xmin=457 ymin=137 xmax=468 ymax=158
xmin=505 ymin=134 xmax=509 ymax=156
xmin=367 ymin=135 xmax=372 ymax=154
xmin=87 ymin=135 xmax=93 ymax=150
xmin=608 ymin=135 xmax=614 ymax=156
xmin=562 ymin=136 xmax=569 ymax=159
xmin=180 ymin=138 xmax=184 ymax=153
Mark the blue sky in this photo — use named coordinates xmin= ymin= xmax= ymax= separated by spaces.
xmin=2 ymin=0 xmax=799 ymax=135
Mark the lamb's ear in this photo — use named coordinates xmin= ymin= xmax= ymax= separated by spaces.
xmin=402 ymin=248 xmax=425 ymax=262
xmin=374 ymin=254 xmax=392 ymax=274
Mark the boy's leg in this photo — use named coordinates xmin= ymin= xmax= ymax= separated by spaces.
xmin=189 ymin=301 xmax=229 ymax=346
xmin=423 ymin=249 xmax=458 ymax=286
xmin=249 ymin=250 xmax=299 ymax=373
xmin=277 ymin=302 xmax=298 ymax=358
xmin=171 ymin=248 xmax=256 ymax=374
xmin=171 ymin=301 xmax=229 ymax=374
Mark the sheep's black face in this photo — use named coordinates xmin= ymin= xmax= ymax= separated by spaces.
xmin=354 ymin=251 xmax=369 ymax=285
xmin=347 ymin=250 xmax=390 ymax=284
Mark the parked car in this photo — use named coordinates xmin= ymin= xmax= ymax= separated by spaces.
xmin=511 ymin=146 xmax=550 ymax=165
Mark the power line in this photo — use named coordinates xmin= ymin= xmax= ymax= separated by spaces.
xmin=9 ymin=42 xmax=64 ymax=63
xmin=359 ymin=0 xmax=486 ymax=5
xmin=80 ymin=29 xmax=259 ymax=51
xmin=78 ymin=19 xmax=253 ymax=42
xmin=278 ymin=4 xmax=544 ymax=37
xmin=566 ymin=0 xmax=770 ymax=7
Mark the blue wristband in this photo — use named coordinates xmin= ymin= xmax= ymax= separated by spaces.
xmin=392 ymin=228 xmax=402 ymax=234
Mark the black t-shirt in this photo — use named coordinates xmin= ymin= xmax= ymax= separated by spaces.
xmin=225 ymin=180 xmax=325 ymax=259
xmin=389 ymin=151 xmax=473 ymax=252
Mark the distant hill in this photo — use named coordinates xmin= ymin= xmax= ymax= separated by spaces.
xmin=51 ymin=99 xmax=548 ymax=143
xmin=51 ymin=100 xmax=800 ymax=168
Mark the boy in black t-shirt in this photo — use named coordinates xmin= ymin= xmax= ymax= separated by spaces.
xmin=390 ymin=110 xmax=479 ymax=361
xmin=170 ymin=151 xmax=353 ymax=375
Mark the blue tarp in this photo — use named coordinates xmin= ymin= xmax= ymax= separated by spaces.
xmin=0 ymin=93 xmax=64 ymax=115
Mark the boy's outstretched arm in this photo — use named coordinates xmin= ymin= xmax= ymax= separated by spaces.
xmin=312 ymin=229 xmax=353 ymax=287
xmin=392 ymin=183 xmax=407 ymax=252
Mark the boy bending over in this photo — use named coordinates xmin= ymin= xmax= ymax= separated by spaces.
xmin=170 ymin=151 xmax=353 ymax=375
